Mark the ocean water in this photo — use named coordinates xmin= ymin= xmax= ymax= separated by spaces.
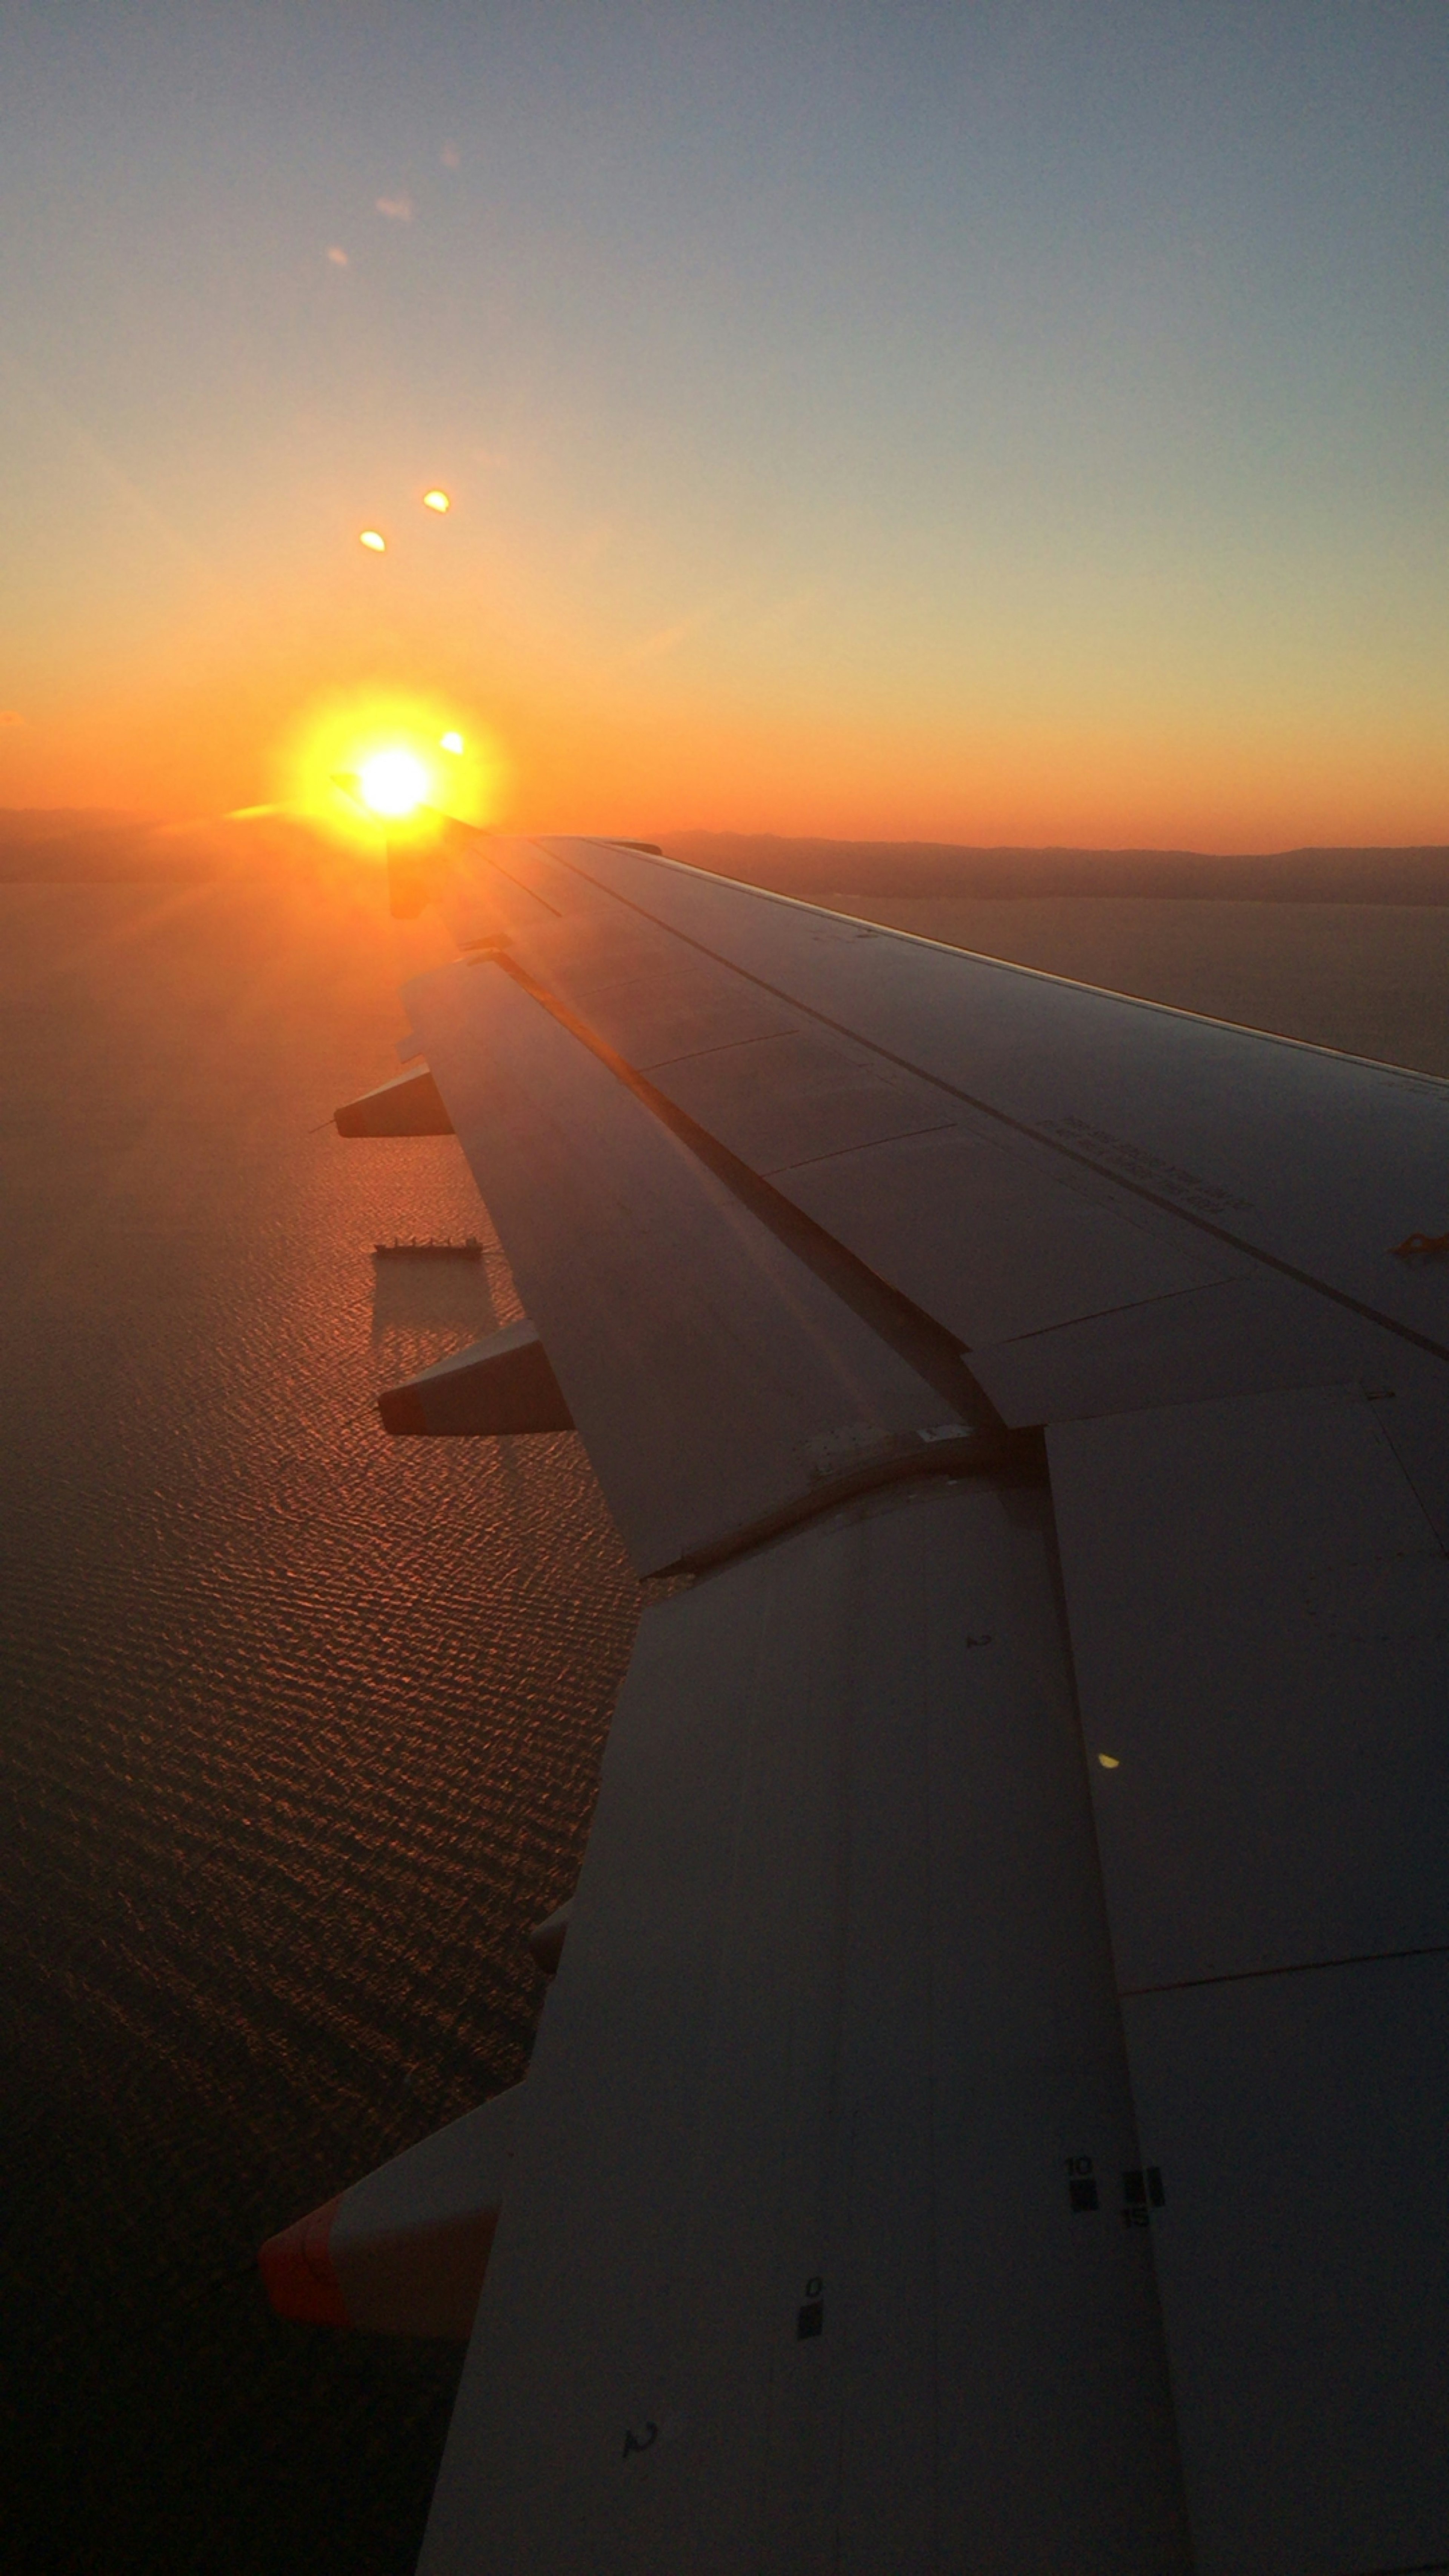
xmin=0 ymin=873 xmax=640 ymax=2573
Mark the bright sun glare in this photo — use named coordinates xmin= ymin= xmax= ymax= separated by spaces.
xmin=278 ymin=686 xmax=506 ymax=852
xmin=358 ymin=747 xmax=430 ymax=818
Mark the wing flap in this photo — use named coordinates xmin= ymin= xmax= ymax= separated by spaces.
xmin=419 ymin=1482 xmax=1188 ymax=2575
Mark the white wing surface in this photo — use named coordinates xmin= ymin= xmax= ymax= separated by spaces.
xmin=349 ymin=833 xmax=1449 ymax=2573
xmin=420 ymin=1483 xmax=1186 ymax=2573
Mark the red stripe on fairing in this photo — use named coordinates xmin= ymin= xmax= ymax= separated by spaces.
xmin=258 ymin=2194 xmax=348 ymax=2327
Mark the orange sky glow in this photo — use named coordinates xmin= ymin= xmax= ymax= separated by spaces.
xmin=4 ymin=9 xmax=1449 ymax=855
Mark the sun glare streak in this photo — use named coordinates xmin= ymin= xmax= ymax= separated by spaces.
xmin=440 ymin=730 xmax=465 ymax=754
xmin=422 ymin=489 xmax=451 ymax=513
xmin=360 ymin=529 xmax=386 ymax=552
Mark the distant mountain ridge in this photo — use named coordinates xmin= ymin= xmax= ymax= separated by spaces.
xmin=3 ymin=810 xmax=1449 ymax=900
xmin=664 ymin=832 xmax=1449 ymax=904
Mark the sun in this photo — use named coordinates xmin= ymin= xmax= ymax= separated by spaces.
xmin=275 ymin=686 xmax=509 ymax=855
xmin=357 ymin=747 xmax=430 ymax=818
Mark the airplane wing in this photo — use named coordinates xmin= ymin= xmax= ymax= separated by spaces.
xmin=294 ymin=832 xmax=1449 ymax=2575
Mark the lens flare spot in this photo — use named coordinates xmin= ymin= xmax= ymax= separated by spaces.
xmin=360 ymin=529 xmax=386 ymax=553
xmin=422 ymin=489 xmax=451 ymax=513
xmin=439 ymin=731 xmax=465 ymax=755
xmin=358 ymin=749 xmax=429 ymax=818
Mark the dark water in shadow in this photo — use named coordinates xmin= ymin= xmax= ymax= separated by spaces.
xmin=0 ymin=877 xmax=640 ymax=2572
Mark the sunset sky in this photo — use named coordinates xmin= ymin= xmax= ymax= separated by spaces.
xmin=3 ymin=3 xmax=1449 ymax=849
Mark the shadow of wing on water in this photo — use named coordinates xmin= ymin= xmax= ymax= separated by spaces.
xmin=370 ymin=1244 xmax=521 ymax=1375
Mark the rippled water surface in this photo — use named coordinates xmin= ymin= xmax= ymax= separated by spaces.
xmin=0 ymin=875 xmax=641 ymax=2573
